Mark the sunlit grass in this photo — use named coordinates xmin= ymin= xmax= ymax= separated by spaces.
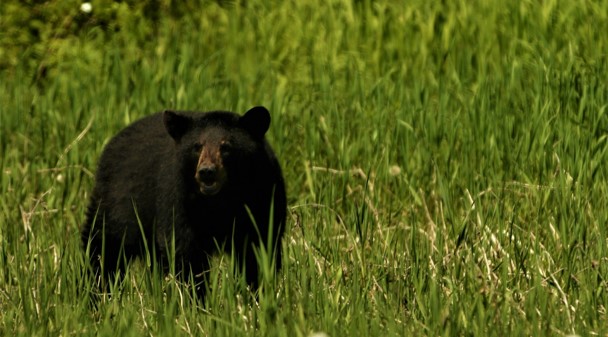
xmin=1 ymin=0 xmax=607 ymax=336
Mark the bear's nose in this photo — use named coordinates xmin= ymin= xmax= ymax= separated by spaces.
xmin=197 ymin=165 xmax=217 ymax=184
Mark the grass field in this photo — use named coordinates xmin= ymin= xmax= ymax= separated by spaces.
xmin=1 ymin=0 xmax=608 ymax=336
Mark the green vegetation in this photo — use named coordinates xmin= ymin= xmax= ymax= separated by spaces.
xmin=1 ymin=0 xmax=607 ymax=336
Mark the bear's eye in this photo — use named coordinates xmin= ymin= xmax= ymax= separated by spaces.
xmin=220 ymin=141 xmax=232 ymax=154
xmin=192 ymin=143 xmax=203 ymax=153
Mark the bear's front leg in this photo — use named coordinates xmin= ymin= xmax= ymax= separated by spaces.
xmin=243 ymin=244 xmax=260 ymax=290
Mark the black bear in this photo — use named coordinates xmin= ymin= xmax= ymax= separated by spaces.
xmin=81 ymin=106 xmax=286 ymax=296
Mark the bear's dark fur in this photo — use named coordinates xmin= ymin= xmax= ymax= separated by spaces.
xmin=81 ymin=106 xmax=286 ymax=295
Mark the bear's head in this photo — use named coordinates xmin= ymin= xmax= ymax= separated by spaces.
xmin=163 ymin=106 xmax=271 ymax=196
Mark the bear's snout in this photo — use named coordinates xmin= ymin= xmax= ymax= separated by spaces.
xmin=197 ymin=165 xmax=217 ymax=183
xmin=195 ymin=163 xmax=226 ymax=196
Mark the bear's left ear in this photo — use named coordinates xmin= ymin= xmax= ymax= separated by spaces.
xmin=239 ymin=106 xmax=270 ymax=139
xmin=163 ymin=110 xmax=191 ymax=142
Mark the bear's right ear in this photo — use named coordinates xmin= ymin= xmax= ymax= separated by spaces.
xmin=239 ymin=106 xmax=270 ymax=139
xmin=163 ymin=110 xmax=191 ymax=141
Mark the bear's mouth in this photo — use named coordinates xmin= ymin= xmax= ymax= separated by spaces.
xmin=198 ymin=181 xmax=221 ymax=196
xmin=195 ymin=163 xmax=227 ymax=196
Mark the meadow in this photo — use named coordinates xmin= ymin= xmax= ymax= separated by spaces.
xmin=1 ymin=0 xmax=607 ymax=336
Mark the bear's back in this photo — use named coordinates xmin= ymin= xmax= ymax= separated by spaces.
xmin=90 ymin=113 xmax=173 ymax=236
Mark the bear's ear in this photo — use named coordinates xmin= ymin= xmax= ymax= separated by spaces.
xmin=163 ymin=110 xmax=191 ymax=141
xmin=239 ymin=106 xmax=270 ymax=139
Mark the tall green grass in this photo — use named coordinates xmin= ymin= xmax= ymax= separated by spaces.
xmin=1 ymin=0 xmax=607 ymax=336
